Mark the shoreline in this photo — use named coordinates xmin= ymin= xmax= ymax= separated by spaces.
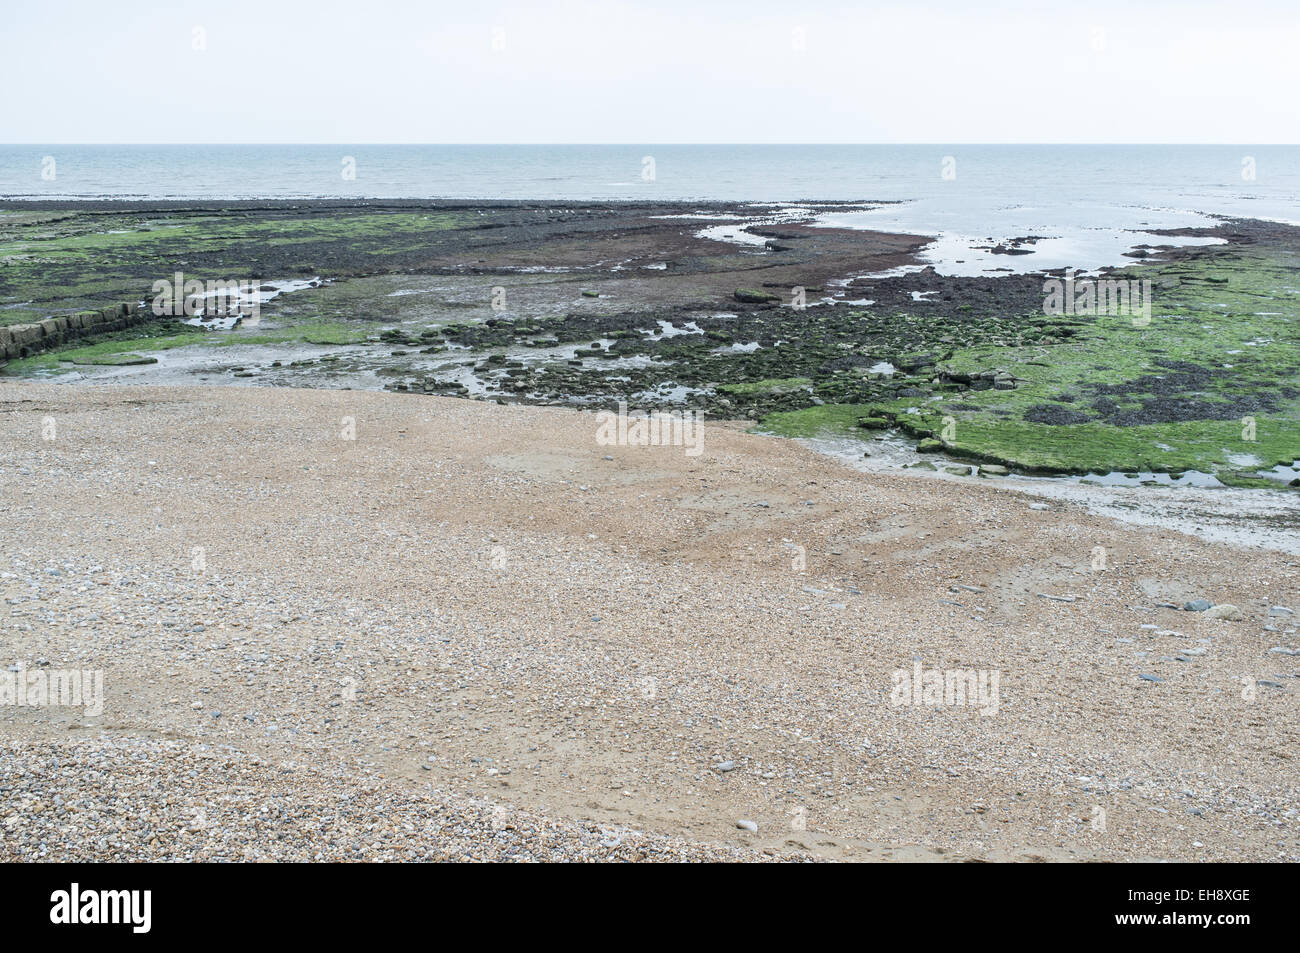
xmin=3 ymin=200 xmax=1298 ymax=491
xmin=801 ymin=434 xmax=1300 ymax=555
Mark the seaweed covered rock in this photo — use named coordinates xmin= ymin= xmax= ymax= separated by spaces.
xmin=734 ymin=288 xmax=780 ymax=304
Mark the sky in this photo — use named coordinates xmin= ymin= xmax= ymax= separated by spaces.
xmin=4 ymin=0 xmax=1299 ymax=143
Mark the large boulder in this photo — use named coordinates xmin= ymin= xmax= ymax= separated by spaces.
xmin=39 ymin=317 xmax=63 ymax=342
xmin=11 ymin=324 xmax=43 ymax=349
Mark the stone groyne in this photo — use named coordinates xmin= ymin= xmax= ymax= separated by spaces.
xmin=0 ymin=303 xmax=151 ymax=362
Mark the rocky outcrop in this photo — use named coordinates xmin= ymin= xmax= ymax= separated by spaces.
xmin=0 ymin=303 xmax=147 ymax=362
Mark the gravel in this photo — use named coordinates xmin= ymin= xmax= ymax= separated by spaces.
xmin=0 ymin=738 xmax=779 ymax=862
xmin=2 ymin=382 xmax=1297 ymax=862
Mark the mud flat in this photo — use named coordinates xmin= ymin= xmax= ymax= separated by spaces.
xmin=4 ymin=202 xmax=1297 ymax=490
xmin=2 ymin=383 xmax=1297 ymax=861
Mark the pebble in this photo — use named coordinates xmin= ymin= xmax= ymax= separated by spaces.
xmin=1204 ymin=604 xmax=1243 ymax=620
xmin=0 ymin=739 xmax=773 ymax=863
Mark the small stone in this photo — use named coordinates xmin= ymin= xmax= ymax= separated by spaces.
xmin=1138 ymin=674 xmax=1164 ymax=682
xmin=1184 ymin=599 xmax=1212 ymax=612
xmin=1204 ymin=603 xmax=1243 ymax=620
xmin=736 ymin=819 xmax=758 ymax=833
xmin=714 ymin=760 xmax=736 ymax=773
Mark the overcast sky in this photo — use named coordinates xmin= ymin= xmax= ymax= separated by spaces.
xmin=6 ymin=0 xmax=1298 ymax=143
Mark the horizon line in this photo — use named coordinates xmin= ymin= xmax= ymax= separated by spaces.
xmin=4 ymin=142 xmax=1299 ymax=148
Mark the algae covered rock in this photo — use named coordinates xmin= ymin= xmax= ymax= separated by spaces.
xmin=734 ymin=288 xmax=780 ymax=304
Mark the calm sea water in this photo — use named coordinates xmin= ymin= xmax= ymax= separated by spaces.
xmin=3 ymin=144 xmax=1297 ymax=273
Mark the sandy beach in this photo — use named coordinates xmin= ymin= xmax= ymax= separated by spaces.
xmin=2 ymin=381 xmax=1296 ymax=862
